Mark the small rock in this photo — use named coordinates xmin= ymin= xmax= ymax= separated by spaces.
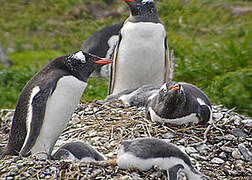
xmin=220 ymin=146 xmax=234 ymax=153
xmin=231 ymin=128 xmax=247 ymax=138
xmin=238 ymin=143 xmax=252 ymax=162
xmin=185 ymin=147 xmax=198 ymax=154
xmin=211 ymin=157 xmax=224 ymax=164
xmin=232 ymin=148 xmax=242 ymax=160
xmin=219 ymin=152 xmax=227 ymax=159
xmin=161 ymin=133 xmax=175 ymax=139
xmin=241 ymin=119 xmax=252 ymax=127
xmin=177 ymin=138 xmax=186 ymax=145
xmin=213 ymin=112 xmax=223 ymax=121
xmin=196 ymin=144 xmax=210 ymax=154
xmin=190 ymin=153 xmax=207 ymax=161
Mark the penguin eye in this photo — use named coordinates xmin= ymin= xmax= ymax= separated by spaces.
xmin=141 ymin=0 xmax=153 ymax=5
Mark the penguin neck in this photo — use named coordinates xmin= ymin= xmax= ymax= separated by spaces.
xmin=158 ymin=96 xmax=186 ymax=118
xmin=127 ymin=13 xmax=161 ymax=23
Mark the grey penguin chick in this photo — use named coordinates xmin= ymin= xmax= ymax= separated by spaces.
xmin=109 ymin=0 xmax=171 ymax=95
xmin=146 ymin=81 xmax=212 ymax=125
xmin=105 ymin=84 xmax=159 ymax=107
xmin=1 ymin=50 xmax=111 ymax=158
xmin=117 ymin=138 xmax=209 ymax=180
xmin=52 ymin=141 xmax=106 ymax=162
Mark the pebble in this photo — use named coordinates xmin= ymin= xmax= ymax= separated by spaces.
xmin=196 ymin=144 xmax=210 ymax=154
xmin=241 ymin=119 xmax=252 ymax=126
xmin=231 ymin=128 xmax=247 ymax=138
xmin=220 ymin=146 xmax=234 ymax=153
xmin=232 ymin=148 xmax=242 ymax=159
xmin=219 ymin=152 xmax=227 ymax=159
xmin=190 ymin=153 xmax=207 ymax=161
xmin=238 ymin=143 xmax=252 ymax=162
xmin=161 ymin=133 xmax=175 ymax=139
xmin=211 ymin=157 xmax=225 ymax=164
xmin=213 ymin=112 xmax=223 ymax=121
xmin=185 ymin=147 xmax=198 ymax=154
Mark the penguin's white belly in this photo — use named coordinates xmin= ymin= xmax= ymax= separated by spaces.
xmin=117 ymin=152 xmax=201 ymax=179
xmin=148 ymin=107 xmax=199 ymax=125
xmin=31 ymin=76 xmax=87 ymax=157
xmin=113 ymin=22 xmax=166 ymax=95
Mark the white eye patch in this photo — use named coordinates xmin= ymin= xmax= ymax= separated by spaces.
xmin=142 ymin=0 xmax=154 ymax=4
xmin=72 ymin=51 xmax=86 ymax=63
xmin=160 ymin=83 xmax=167 ymax=92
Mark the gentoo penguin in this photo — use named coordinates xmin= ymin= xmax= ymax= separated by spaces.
xmin=106 ymin=84 xmax=159 ymax=107
xmin=146 ymin=81 xmax=212 ymax=125
xmin=117 ymin=138 xmax=209 ymax=180
xmin=82 ymin=22 xmax=123 ymax=77
xmin=1 ymin=51 xmax=111 ymax=158
xmin=52 ymin=141 xmax=106 ymax=162
xmin=109 ymin=0 xmax=171 ymax=95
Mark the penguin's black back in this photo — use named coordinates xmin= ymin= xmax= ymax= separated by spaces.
xmin=52 ymin=142 xmax=105 ymax=161
xmin=82 ymin=22 xmax=123 ymax=58
xmin=123 ymin=138 xmax=192 ymax=166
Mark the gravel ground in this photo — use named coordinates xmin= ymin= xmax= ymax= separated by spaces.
xmin=0 ymin=100 xmax=251 ymax=179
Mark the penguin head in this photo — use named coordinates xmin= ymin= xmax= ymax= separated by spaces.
xmin=64 ymin=50 xmax=111 ymax=82
xmin=158 ymin=82 xmax=186 ymax=106
xmin=123 ymin=0 xmax=157 ymax=17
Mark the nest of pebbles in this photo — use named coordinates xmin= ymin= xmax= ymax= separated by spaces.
xmin=0 ymin=100 xmax=251 ymax=179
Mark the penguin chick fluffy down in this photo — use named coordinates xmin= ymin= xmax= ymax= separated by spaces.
xmin=146 ymin=81 xmax=212 ymax=125
xmin=1 ymin=50 xmax=111 ymax=158
xmin=117 ymin=138 xmax=210 ymax=180
xmin=52 ymin=141 xmax=106 ymax=162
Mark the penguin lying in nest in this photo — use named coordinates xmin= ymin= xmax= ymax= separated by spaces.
xmin=106 ymin=81 xmax=212 ymax=125
xmin=116 ymin=137 xmax=210 ymax=180
xmin=52 ymin=141 xmax=106 ymax=162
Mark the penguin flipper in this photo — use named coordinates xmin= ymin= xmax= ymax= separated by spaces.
xmin=20 ymin=82 xmax=57 ymax=156
xmin=109 ymin=33 xmax=122 ymax=95
xmin=164 ymin=36 xmax=171 ymax=82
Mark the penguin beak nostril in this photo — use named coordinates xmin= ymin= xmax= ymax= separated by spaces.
xmin=93 ymin=59 xmax=112 ymax=64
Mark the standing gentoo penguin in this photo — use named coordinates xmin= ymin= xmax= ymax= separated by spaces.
xmin=146 ymin=81 xmax=212 ymax=125
xmin=1 ymin=51 xmax=111 ymax=158
xmin=117 ymin=138 xmax=209 ymax=180
xmin=109 ymin=0 xmax=171 ymax=95
xmin=52 ymin=141 xmax=106 ymax=162
xmin=82 ymin=22 xmax=123 ymax=77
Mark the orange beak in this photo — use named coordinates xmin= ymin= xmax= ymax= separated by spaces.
xmin=94 ymin=60 xmax=112 ymax=64
xmin=171 ymin=86 xmax=179 ymax=91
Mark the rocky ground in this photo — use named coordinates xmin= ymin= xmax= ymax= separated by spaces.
xmin=0 ymin=100 xmax=251 ymax=179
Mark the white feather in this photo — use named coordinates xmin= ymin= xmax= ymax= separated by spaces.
xmin=112 ymin=22 xmax=166 ymax=95
xmin=148 ymin=107 xmax=199 ymax=125
xmin=30 ymin=76 xmax=87 ymax=158
xmin=117 ymin=152 xmax=202 ymax=180
xmin=21 ymin=86 xmax=40 ymax=153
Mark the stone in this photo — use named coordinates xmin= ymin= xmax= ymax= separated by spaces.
xmin=185 ymin=147 xmax=198 ymax=154
xmin=232 ymin=148 xmax=242 ymax=160
xmin=231 ymin=128 xmax=247 ymax=138
xmin=238 ymin=143 xmax=252 ymax=162
xmin=219 ymin=152 xmax=227 ymax=159
xmin=220 ymin=146 xmax=234 ymax=153
xmin=196 ymin=144 xmax=210 ymax=154
xmin=211 ymin=157 xmax=224 ymax=164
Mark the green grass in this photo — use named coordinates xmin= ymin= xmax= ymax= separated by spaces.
xmin=0 ymin=0 xmax=251 ymax=116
